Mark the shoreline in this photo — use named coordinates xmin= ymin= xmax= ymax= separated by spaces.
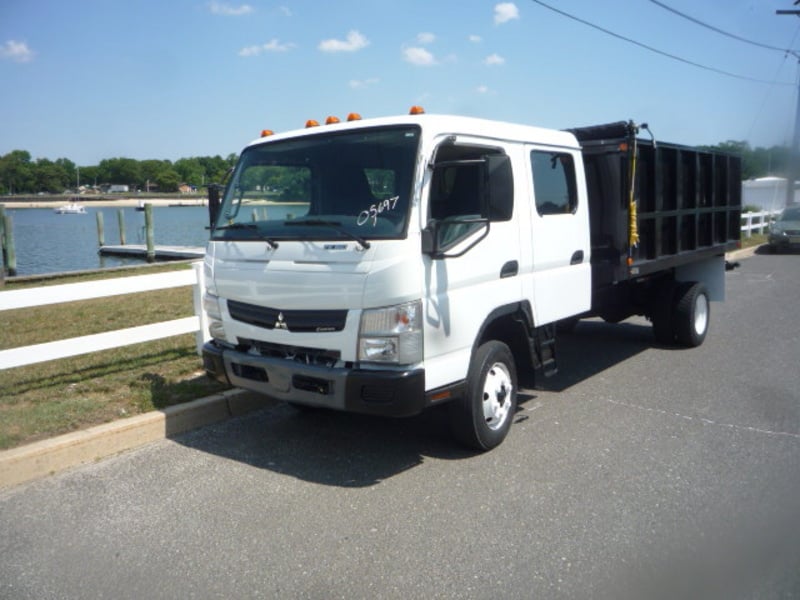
xmin=1 ymin=197 xmax=206 ymax=209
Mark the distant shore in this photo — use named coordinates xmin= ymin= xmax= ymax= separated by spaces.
xmin=1 ymin=195 xmax=207 ymax=209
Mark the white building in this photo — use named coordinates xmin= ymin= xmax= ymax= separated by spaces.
xmin=742 ymin=177 xmax=798 ymax=212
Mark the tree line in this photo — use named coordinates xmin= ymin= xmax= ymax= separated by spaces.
xmin=0 ymin=141 xmax=791 ymax=196
xmin=696 ymin=141 xmax=790 ymax=181
xmin=0 ymin=150 xmax=238 ymax=195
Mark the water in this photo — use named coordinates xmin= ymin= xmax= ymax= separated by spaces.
xmin=3 ymin=205 xmax=212 ymax=276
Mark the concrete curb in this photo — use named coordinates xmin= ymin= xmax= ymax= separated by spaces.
xmin=726 ymin=244 xmax=762 ymax=262
xmin=0 ymin=389 xmax=277 ymax=490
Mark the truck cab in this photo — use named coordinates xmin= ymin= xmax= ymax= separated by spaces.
xmin=202 ymin=109 xmax=591 ymax=449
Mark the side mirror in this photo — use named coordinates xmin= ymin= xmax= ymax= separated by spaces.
xmin=207 ymin=184 xmax=222 ymax=229
xmin=484 ymin=154 xmax=513 ymax=221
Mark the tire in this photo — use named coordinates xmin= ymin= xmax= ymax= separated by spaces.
xmin=673 ymin=282 xmax=710 ymax=347
xmin=651 ymin=280 xmax=676 ymax=345
xmin=449 ymin=340 xmax=518 ymax=451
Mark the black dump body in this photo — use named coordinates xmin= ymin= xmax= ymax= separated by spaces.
xmin=569 ymin=121 xmax=742 ymax=290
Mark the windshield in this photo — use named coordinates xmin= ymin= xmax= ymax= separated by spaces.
xmin=211 ymin=125 xmax=420 ymax=243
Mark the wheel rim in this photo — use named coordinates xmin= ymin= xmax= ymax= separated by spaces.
xmin=694 ymin=293 xmax=709 ymax=336
xmin=482 ymin=362 xmax=513 ymax=431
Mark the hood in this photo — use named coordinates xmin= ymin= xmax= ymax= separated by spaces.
xmin=209 ymin=240 xmax=373 ymax=311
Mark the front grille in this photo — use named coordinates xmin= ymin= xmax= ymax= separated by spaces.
xmin=227 ymin=300 xmax=347 ymax=332
xmin=238 ymin=338 xmax=341 ymax=368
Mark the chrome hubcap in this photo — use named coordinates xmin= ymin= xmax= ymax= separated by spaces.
xmin=694 ymin=293 xmax=709 ymax=335
xmin=482 ymin=362 xmax=513 ymax=431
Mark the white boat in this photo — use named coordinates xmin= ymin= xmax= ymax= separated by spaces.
xmin=54 ymin=202 xmax=87 ymax=214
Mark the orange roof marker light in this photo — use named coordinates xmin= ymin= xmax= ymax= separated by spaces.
xmin=260 ymin=129 xmax=274 ymax=138
xmin=347 ymin=112 xmax=362 ymax=121
xmin=325 ymin=115 xmax=341 ymax=125
xmin=305 ymin=119 xmax=320 ymax=128
xmin=409 ymin=105 xmax=425 ymax=115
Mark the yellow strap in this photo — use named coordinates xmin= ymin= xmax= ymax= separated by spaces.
xmin=628 ymin=137 xmax=640 ymax=248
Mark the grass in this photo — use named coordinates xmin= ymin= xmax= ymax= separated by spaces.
xmin=0 ymin=263 xmax=229 ymax=450
xmin=740 ymin=233 xmax=767 ymax=249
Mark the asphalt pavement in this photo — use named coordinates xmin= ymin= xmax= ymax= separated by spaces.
xmin=1 ymin=250 xmax=799 ymax=599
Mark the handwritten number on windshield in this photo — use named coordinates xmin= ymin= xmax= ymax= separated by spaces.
xmin=357 ymin=196 xmax=400 ymax=227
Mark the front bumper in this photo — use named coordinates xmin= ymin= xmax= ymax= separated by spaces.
xmin=203 ymin=341 xmax=426 ymax=417
xmin=768 ymin=233 xmax=800 ymax=251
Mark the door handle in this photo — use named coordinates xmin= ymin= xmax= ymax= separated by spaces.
xmin=500 ymin=260 xmax=518 ymax=278
xmin=570 ymin=250 xmax=584 ymax=265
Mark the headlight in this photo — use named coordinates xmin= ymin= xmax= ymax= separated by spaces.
xmin=203 ymin=292 xmax=226 ymax=340
xmin=358 ymin=300 xmax=423 ymax=364
xmin=203 ymin=292 xmax=222 ymax=320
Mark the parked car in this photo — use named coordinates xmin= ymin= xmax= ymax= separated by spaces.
xmin=768 ymin=205 xmax=800 ymax=253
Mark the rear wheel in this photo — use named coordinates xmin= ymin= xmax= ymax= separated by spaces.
xmin=449 ymin=341 xmax=518 ymax=451
xmin=674 ymin=282 xmax=710 ymax=347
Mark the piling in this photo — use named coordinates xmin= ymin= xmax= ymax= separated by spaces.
xmin=96 ymin=212 xmax=105 ymax=247
xmin=0 ymin=204 xmax=6 ymax=287
xmin=117 ymin=209 xmax=126 ymax=245
xmin=144 ymin=203 xmax=155 ymax=262
xmin=0 ymin=206 xmax=5 ymax=285
xmin=3 ymin=213 xmax=16 ymax=276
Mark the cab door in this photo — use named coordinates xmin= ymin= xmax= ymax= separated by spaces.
xmin=526 ymin=146 xmax=592 ymax=325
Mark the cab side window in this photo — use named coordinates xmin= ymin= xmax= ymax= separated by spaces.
xmin=531 ymin=151 xmax=577 ymax=215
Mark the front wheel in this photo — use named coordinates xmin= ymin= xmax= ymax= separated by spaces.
xmin=449 ymin=341 xmax=518 ymax=451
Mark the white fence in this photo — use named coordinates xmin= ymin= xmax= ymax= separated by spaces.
xmin=0 ymin=208 xmax=781 ymax=369
xmin=0 ymin=262 xmax=209 ymax=370
xmin=741 ymin=211 xmax=776 ymax=238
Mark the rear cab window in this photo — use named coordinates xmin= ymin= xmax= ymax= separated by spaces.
xmin=530 ymin=150 xmax=578 ymax=216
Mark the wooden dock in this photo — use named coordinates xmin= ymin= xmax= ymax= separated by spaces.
xmin=98 ymin=245 xmax=205 ymax=260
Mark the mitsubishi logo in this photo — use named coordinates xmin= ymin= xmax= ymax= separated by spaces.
xmin=275 ymin=312 xmax=288 ymax=330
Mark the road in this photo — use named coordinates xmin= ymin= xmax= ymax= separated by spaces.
xmin=2 ymin=252 xmax=799 ymax=599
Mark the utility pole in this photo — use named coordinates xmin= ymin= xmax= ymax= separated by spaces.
xmin=777 ymin=5 xmax=800 ymax=207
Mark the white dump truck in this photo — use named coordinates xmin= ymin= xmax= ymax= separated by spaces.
xmin=201 ymin=108 xmax=741 ymax=450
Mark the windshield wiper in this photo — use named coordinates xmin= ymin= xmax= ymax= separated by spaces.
xmin=214 ymin=222 xmax=279 ymax=249
xmin=285 ymin=219 xmax=371 ymax=250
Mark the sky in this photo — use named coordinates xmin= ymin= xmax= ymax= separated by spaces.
xmin=1 ymin=0 xmax=799 ymax=166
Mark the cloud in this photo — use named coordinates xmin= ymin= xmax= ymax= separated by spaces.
xmin=476 ymin=85 xmax=490 ymax=94
xmin=494 ymin=2 xmax=519 ymax=25
xmin=483 ymin=53 xmax=505 ymax=66
xmin=468 ymin=34 xmax=482 ymax=43
xmin=350 ymin=78 xmax=380 ymax=89
xmin=238 ymin=39 xmax=294 ymax=57
xmin=403 ymin=46 xmax=437 ymax=66
xmin=318 ymin=30 xmax=369 ymax=53
xmin=278 ymin=6 xmax=292 ymax=17
xmin=0 ymin=40 xmax=34 ymax=63
xmin=416 ymin=32 xmax=436 ymax=45
xmin=208 ymin=1 xmax=253 ymax=16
